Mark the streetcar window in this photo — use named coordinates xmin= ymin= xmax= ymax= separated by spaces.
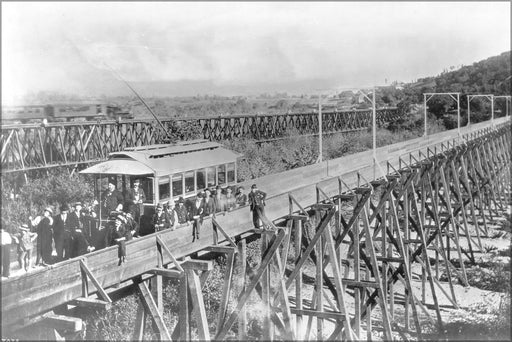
xmin=172 ymin=174 xmax=183 ymax=197
xmin=140 ymin=177 xmax=154 ymax=204
xmin=158 ymin=177 xmax=170 ymax=201
xmin=206 ymin=167 xmax=216 ymax=187
xmin=185 ymin=171 xmax=195 ymax=195
xmin=217 ymin=164 xmax=226 ymax=185
xmin=196 ymin=169 xmax=206 ymax=190
xmin=227 ymin=163 xmax=235 ymax=183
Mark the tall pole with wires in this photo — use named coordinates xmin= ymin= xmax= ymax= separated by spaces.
xmin=318 ymin=93 xmax=323 ymax=163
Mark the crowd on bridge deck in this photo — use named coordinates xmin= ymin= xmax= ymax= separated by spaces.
xmin=1 ymin=179 xmax=267 ymax=279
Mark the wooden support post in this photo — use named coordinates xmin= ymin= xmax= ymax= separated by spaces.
xmin=215 ymin=229 xmax=286 ymax=341
xmin=237 ymin=239 xmax=247 ymax=341
xmin=136 ymin=280 xmax=172 ymax=341
xmin=179 ymin=272 xmax=189 ymax=341
xmin=216 ymin=249 xmax=235 ymax=336
xmin=261 ymin=233 xmax=272 ymax=341
xmin=295 ymin=218 xmax=304 ymax=340
xmin=186 ymin=268 xmax=211 ymax=341
xmin=133 ymin=301 xmax=146 ymax=341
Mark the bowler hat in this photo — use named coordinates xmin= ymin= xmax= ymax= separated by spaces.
xmin=177 ymin=197 xmax=185 ymax=204
xmin=251 ymin=184 xmax=257 ymax=189
xmin=60 ymin=203 xmax=70 ymax=212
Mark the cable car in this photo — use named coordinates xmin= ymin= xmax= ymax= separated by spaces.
xmin=80 ymin=139 xmax=241 ymax=237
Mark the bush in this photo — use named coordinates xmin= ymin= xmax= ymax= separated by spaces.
xmin=1 ymin=169 xmax=94 ymax=233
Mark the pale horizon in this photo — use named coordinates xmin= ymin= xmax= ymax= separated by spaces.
xmin=2 ymin=2 xmax=510 ymax=104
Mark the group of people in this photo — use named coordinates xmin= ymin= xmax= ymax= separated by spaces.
xmin=0 ymin=179 xmax=268 ymax=278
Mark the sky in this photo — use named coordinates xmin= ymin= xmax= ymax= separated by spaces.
xmin=2 ymin=2 xmax=510 ymax=103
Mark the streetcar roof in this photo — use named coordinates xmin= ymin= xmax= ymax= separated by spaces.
xmin=80 ymin=140 xmax=241 ymax=176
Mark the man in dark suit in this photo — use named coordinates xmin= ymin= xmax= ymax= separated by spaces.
xmin=69 ymin=202 xmax=93 ymax=258
xmin=152 ymin=204 xmax=170 ymax=233
xmin=248 ymin=184 xmax=267 ymax=229
xmin=125 ymin=179 xmax=146 ymax=222
xmin=188 ymin=192 xmax=204 ymax=241
xmin=100 ymin=179 xmax=124 ymax=219
xmin=53 ymin=203 xmax=70 ymax=261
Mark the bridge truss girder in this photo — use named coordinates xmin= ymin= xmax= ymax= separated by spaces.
xmin=0 ymin=109 xmax=401 ymax=174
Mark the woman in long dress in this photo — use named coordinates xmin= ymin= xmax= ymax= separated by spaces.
xmin=37 ymin=207 xmax=54 ymax=265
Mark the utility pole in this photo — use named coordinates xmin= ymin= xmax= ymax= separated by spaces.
xmin=318 ymin=94 xmax=323 ymax=163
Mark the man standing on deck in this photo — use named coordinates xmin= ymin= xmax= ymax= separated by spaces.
xmin=53 ymin=203 xmax=70 ymax=261
xmin=101 ymin=179 xmax=124 ymax=218
xmin=248 ymin=184 xmax=267 ymax=229
xmin=125 ymin=179 xmax=145 ymax=222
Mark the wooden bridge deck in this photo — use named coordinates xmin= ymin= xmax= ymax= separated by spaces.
xmin=1 ymin=117 xmax=509 ymax=330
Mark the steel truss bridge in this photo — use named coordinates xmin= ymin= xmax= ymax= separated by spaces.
xmin=1 ymin=116 xmax=510 ymax=340
xmin=0 ymin=108 xmax=399 ymax=173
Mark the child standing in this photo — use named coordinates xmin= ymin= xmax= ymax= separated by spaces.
xmin=17 ymin=224 xmax=38 ymax=271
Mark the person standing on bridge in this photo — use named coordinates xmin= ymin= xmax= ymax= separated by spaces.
xmin=175 ymin=197 xmax=188 ymax=225
xmin=100 ymin=179 xmax=124 ymax=219
xmin=53 ymin=203 xmax=71 ymax=261
xmin=248 ymin=184 xmax=267 ymax=229
xmin=225 ymin=186 xmax=237 ymax=212
xmin=125 ymin=179 xmax=145 ymax=222
xmin=1 ymin=225 xmax=14 ymax=277
xmin=235 ymin=186 xmax=247 ymax=208
xmin=36 ymin=207 xmax=54 ymax=266
xmin=152 ymin=204 xmax=170 ymax=233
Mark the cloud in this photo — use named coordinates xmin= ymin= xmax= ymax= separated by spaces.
xmin=1 ymin=2 xmax=510 ymax=102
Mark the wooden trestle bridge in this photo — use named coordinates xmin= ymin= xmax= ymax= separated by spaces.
xmin=1 ymin=116 xmax=510 ymax=341
xmin=0 ymin=108 xmax=399 ymax=173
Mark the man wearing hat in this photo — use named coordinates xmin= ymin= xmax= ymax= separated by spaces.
xmin=124 ymin=211 xmax=139 ymax=239
xmin=165 ymin=201 xmax=178 ymax=231
xmin=125 ymin=179 xmax=146 ymax=222
xmin=175 ymin=197 xmax=188 ymax=225
xmin=53 ymin=203 xmax=70 ymax=261
xmin=189 ymin=192 xmax=205 ymax=241
xmin=248 ymin=184 xmax=267 ymax=229
xmin=36 ymin=207 xmax=54 ymax=265
xmin=152 ymin=203 xmax=170 ymax=233
xmin=100 ymin=179 xmax=124 ymax=219
xmin=235 ymin=186 xmax=247 ymax=207
xmin=16 ymin=224 xmax=38 ymax=271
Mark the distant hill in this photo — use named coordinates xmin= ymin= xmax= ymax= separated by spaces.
xmin=407 ymin=51 xmax=511 ymax=97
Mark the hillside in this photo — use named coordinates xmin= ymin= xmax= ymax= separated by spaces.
xmin=411 ymin=51 xmax=511 ymax=95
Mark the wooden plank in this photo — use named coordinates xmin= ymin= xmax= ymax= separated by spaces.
xmin=181 ymin=260 xmax=213 ymax=271
xmin=204 ymin=246 xmax=235 ymax=254
xmin=136 ymin=280 xmax=172 ymax=341
xmin=291 ymin=308 xmax=346 ymax=321
xmin=156 ymin=235 xmax=184 ymax=272
xmin=146 ymin=268 xmax=183 ymax=278
xmin=71 ymin=297 xmax=111 ymax=310
xmin=41 ymin=313 xmax=82 ymax=332
xmin=79 ymin=260 xmax=112 ymax=303
xmin=212 ymin=218 xmax=237 ymax=248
